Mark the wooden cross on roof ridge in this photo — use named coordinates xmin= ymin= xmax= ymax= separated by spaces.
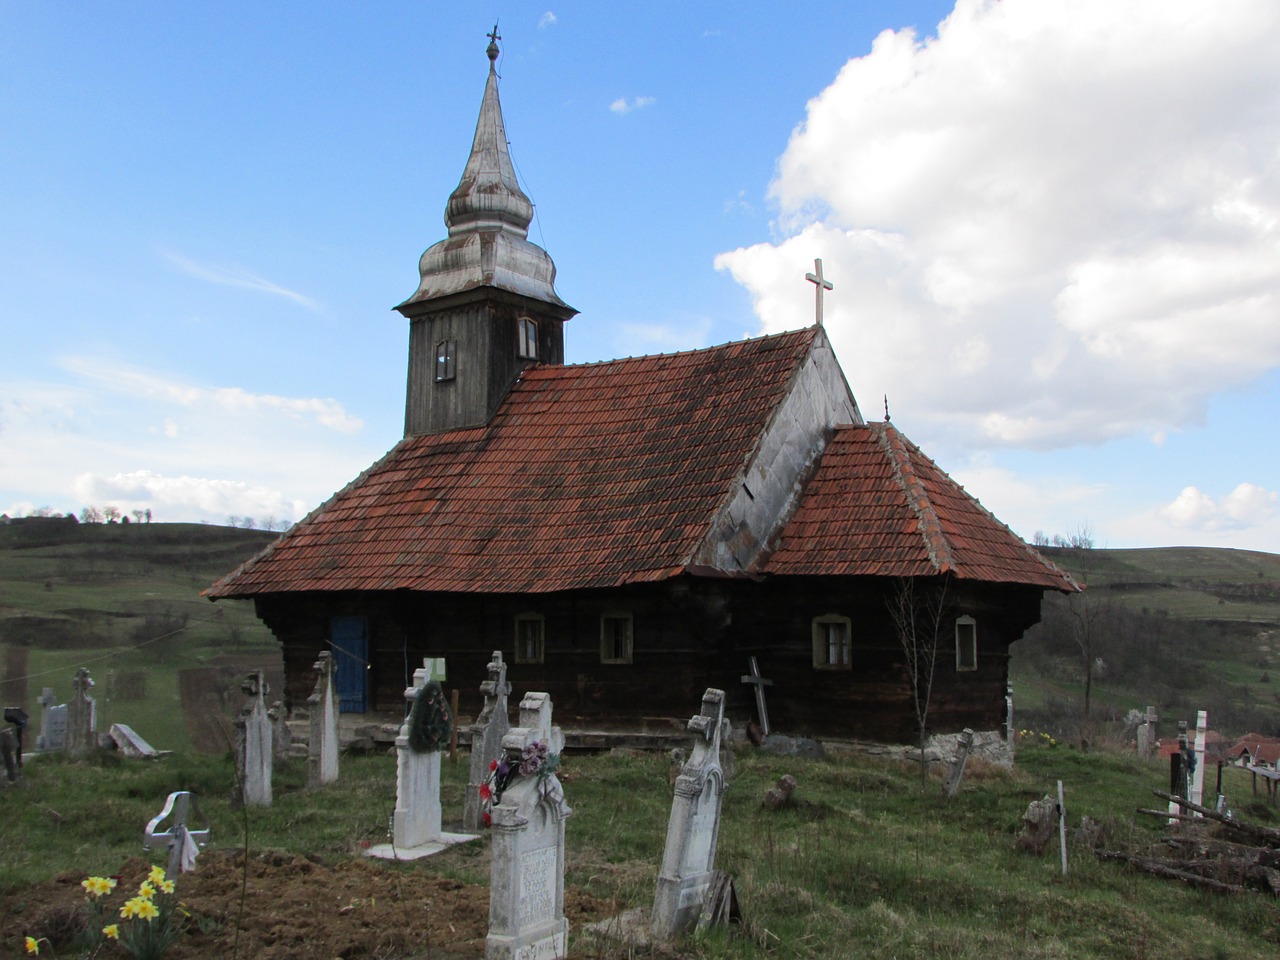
xmin=805 ymin=258 xmax=833 ymax=327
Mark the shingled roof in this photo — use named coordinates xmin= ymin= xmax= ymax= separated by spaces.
xmin=207 ymin=328 xmax=820 ymax=598
xmin=763 ymin=422 xmax=1079 ymax=591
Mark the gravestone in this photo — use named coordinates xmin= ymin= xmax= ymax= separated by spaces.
xmin=36 ymin=688 xmax=64 ymax=751
xmin=234 ymin=671 xmax=272 ymax=807
xmin=307 ymin=652 xmax=339 ymax=787
xmin=739 ymin=657 xmax=772 ymax=736
xmin=1005 ymin=682 xmax=1015 ymax=743
xmin=65 ymin=667 xmax=97 ymax=759
xmin=652 ymin=688 xmax=729 ymax=940
xmin=270 ymin=701 xmax=292 ymax=761
xmin=943 ymin=728 xmax=976 ymax=798
xmin=465 ymin=651 xmax=513 ymax=831
xmin=368 ymin=660 xmax=474 ymax=860
xmin=109 ymin=723 xmax=158 ymax=758
xmin=486 ymin=692 xmax=571 ymax=960
xmin=143 ymin=791 xmax=211 ymax=875
xmin=1190 ymin=709 xmax=1208 ymax=810
xmin=1136 ymin=705 xmax=1159 ymax=759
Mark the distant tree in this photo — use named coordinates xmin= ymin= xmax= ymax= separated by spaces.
xmin=144 ymin=508 xmax=152 ymax=523
xmin=132 ymin=510 xmax=145 ymax=523
xmin=103 ymin=505 xmax=121 ymax=523
xmin=80 ymin=505 xmax=104 ymax=524
xmin=239 ymin=516 xmax=257 ymax=530
xmin=30 ymin=506 xmax=53 ymax=518
xmin=121 ymin=514 xmax=130 ymax=524
xmin=227 ymin=515 xmax=241 ymax=528
xmin=260 ymin=515 xmax=278 ymax=532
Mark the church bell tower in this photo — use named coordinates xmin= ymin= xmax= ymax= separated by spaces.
xmin=395 ymin=30 xmax=576 ymax=437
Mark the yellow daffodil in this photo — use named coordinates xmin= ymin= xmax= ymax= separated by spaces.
xmin=24 ymin=935 xmax=39 ymax=955
xmin=135 ymin=899 xmax=160 ymax=922
xmin=81 ymin=875 xmax=117 ymax=898
xmin=120 ymin=897 xmax=143 ymax=920
xmin=138 ymin=880 xmax=156 ymax=898
xmin=147 ymin=865 xmax=167 ymax=884
xmin=102 ymin=924 xmax=120 ymax=940
xmin=159 ymin=879 xmax=176 ymax=895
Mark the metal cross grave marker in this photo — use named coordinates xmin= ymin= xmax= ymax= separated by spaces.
xmin=740 ymin=656 xmax=773 ymax=736
xmin=805 ymin=258 xmax=834 ymax=326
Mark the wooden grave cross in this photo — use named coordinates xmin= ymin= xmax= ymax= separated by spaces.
xmin=740 ymin=656 xmax=773 ymax=736
xmin=805 ymin=258 xmax=834 ymax=326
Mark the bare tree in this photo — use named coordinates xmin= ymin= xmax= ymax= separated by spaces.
xmin=888 ymin=576 xmax=950 ymax=787
xmin=80 ymin=505 xmax=103 ymax=524
xmin=103 ymin=505 xmax=121 ymax=523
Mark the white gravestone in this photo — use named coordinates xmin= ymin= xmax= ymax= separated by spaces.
xmin=307 ymin=652 xmax=340 ymax=787
xmin=486 ymin=692 xmax=571 ymax=960
xmin=66 ymin=667 xmax=97 ymax=759
xmin=368 ymin=659 xmax=475 ymax=860
xmin=270 ymin=701 xmax=292 ymax=761
xmin=234 ymin=671 xmax=273 ymax=807
xmin=36 ymin=688 xmax=65 ymax=752
xmin=466 ymin=651 xmax=513 ymax=831
xmin=1191 ymin=709 xmax=1208 ymax=810
xmin=652 ymin=688 xmax=729 ymax=940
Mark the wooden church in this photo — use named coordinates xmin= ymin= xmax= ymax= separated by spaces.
xmin=207 ymin=37 xmax=1078 ymax=749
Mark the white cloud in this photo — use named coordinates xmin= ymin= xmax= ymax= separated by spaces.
xmin=609 ymin=96 xmax=655 ymax=115
xmin=1159 ymin=483 xmax=1278 ymax=532
xmin=58 ymin=357 xmax=362 ymax=434
xmin=715 ymin=0 xmax=1280 ymax=456
xmin=538 ymin=11 xmax=557 ymax=29
xmin=161 ymin=250 xmax=320 ymax=310
xmin=72 ymin=470 xmax=308 ymax=524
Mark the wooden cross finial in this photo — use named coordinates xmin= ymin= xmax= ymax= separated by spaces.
xmin=805 ymin=258 xmax=833 ymax=326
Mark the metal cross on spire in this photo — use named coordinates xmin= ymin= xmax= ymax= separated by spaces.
xmin=486 ymin=23 xmax=501 ymax=64
xmin=805 ymin=258 xmax=833 ymax=326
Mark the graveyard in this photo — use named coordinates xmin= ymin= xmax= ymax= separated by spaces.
xmin=4 ymin=710 xmax=1279 ymax=958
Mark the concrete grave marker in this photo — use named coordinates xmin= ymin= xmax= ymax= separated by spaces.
xmin=66 ymin=668 xmax=97 ymax=759
xmin=368 ymin=659 xmax=474 ymax=860
xmin=234 ymin=671 xmax=272 ymax=807
xmin=109 ymin=723 xmax=158 ymax=758
xmin=486 ymin=692 xmax=571 ymax=960
xmin=1191 ymin=709 xmax=1208 ymax=810
xmin=144 ymin=791 xmax=211 ymax=875
xmin=1137 ymin=705 xmax=1159 ymax=759
xmin=465 ymin=651 xmax=513 ymax=831
xmin=943 ymin=728 xmax=976 ymax=798
xmin=270 ymin=701 xmax=292 ymax=761
xmin=307 ymin=652 xmax=339 ymax=787
xmin=652 ymin=688 xmax=729 ymax=940
xmin=36 ymin=688 xmax=62 ymax=751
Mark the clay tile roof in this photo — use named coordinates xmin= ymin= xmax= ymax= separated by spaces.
xmin=206 ymin=328 xmax=820 ymax=599
xmin=763 ymin=422 xmax=1079 ymax=590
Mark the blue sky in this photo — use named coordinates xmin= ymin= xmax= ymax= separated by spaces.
xmin=3 ymin=1 xmax=1278 ymax=552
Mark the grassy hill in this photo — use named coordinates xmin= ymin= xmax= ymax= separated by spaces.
xmin=1012 ymin=545 xmax=1280 ymax=741
xmin=0 ymin=519 xmax=280 ymax=752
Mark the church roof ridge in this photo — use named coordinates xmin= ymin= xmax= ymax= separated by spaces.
xmin=551 ymin=325 xmax=821 ymax=371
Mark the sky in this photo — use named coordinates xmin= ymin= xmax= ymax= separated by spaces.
xmin=2 ymin=1 xmax=1279 ymax=552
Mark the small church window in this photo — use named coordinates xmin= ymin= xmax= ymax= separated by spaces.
xmin=600 ymin=613 xmax=633 ymax=664
xmin=435 ymin=339 xmax=456 ymax=382
xmin=514 ymin=613 xmax=545 ymax=664
xmin=955 ymin=616 xmax=978 ymax=671
xmin=517 ymin=318 xmax=538 ymax=360
xmin=812 ymin=615 xmax=851 ymax=670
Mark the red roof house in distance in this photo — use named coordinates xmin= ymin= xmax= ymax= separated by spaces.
xmin=207 ymin=38 xmax=1078 ymax=757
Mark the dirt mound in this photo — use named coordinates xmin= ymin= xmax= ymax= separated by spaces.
xmin=7 ymin=851 xmax=619 ymax=959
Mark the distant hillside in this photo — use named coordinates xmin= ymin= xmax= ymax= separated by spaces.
xmin=1013 ymin=545 xmax=1280 ymax=741
xmin=0 ymin=521 xmax=280 ymax=750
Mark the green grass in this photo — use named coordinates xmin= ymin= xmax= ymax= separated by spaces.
xmin=6 ymin=742 xmax=1276 ymax=959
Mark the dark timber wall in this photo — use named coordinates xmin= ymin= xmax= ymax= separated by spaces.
xmin=254 ymin=574 xmax=1045 ymax=744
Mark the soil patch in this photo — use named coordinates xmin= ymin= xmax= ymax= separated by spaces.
xmin=7 ymin=851 xmax=620 ymax=959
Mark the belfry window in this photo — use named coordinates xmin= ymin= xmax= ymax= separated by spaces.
xmin=435 ymin=339 xmax=456 ymax=382
xmin=517 ymin=318 xmax=538 ymax=360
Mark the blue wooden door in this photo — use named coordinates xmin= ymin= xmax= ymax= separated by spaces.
xmin=331 ymin=616 xmax=368 ymax=713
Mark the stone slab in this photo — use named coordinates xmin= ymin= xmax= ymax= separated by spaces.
xmin=366 ymin=831 xmax=479 ymax=861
